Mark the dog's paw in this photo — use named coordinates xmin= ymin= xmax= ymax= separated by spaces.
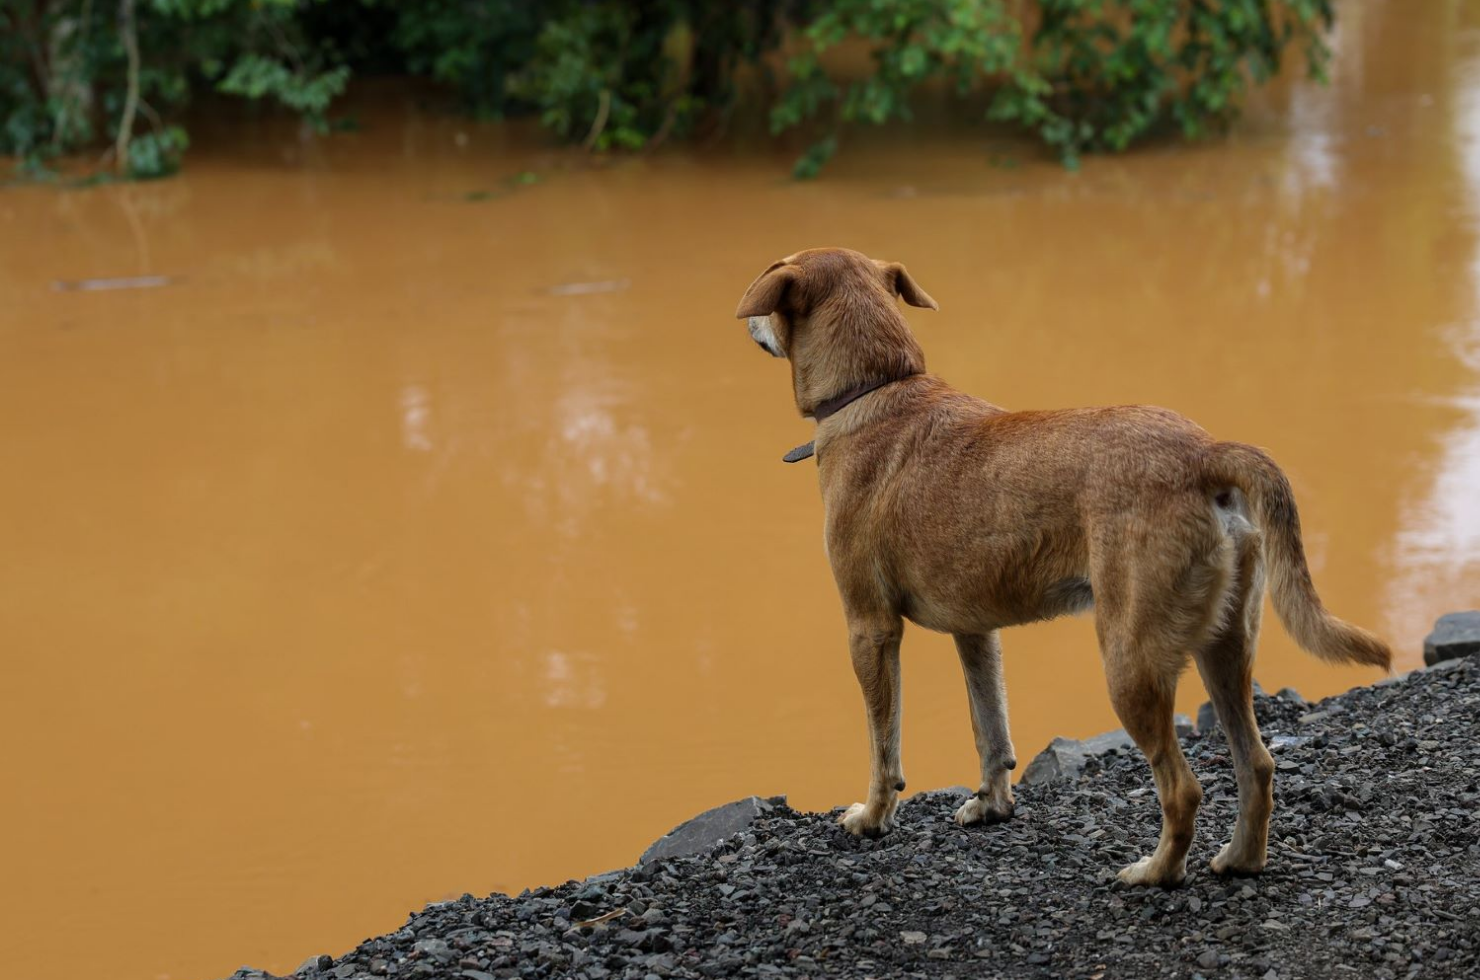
xmin=953 ymin=794 xmax=1014 ymax=827
xmin=1116 ymin=855 xmax=1186 ymax=889
xmin=838 ymin=802 xmax=893 ymax=838
xmin=1210 ymin=842 xmax=1266 ymax=876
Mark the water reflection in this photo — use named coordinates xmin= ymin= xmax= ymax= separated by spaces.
xmin=400 ymin=384 xmax=434 ymax=452
xmin=1283 ymin=78 xmax=1342 ymax=196
xmin=1385 ymin=39 xmax=1480 ymax=642
xmin=542 ymin=649 xmax=609 ymax=710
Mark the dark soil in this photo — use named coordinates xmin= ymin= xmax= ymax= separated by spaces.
xmin=231 ymin=657 xmax=1480 ymax=980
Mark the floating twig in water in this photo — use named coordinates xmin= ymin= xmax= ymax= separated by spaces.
xmin=546 ymin=278 xmax=630 ymax=297
xmin=52 ymin=275 xmax=179 ymax=292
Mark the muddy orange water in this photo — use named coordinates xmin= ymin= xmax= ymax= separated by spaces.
xmin=4 ymin=4 xmax=1480 ymax=979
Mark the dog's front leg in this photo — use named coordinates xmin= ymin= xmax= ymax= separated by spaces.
xmin=952 ymin=632 xmax=1017 ymax=826
xmin=839 ymin=616 xmax=904 ymax=837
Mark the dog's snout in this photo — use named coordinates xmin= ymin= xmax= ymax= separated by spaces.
xmin=747 ymin=315 xmax=785 ymax=358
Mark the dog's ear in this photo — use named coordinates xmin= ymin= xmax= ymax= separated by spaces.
xmin=876 ymin=260 xmax=938 ymax=310
xmin=735 ymin=263 xmax=799 ymax=319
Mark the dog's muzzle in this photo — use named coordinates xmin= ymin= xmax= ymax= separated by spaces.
xmin=748 ymin=316 xmax=785 ymax=358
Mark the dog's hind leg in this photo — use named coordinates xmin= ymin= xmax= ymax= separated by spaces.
xmin=839 ymin=613 xmax=905 ymax=837
xmin=1092 ymin=512 xmax=1241 ymax=886
xmin=1102 ymin=648 xmax=1202 ymax=887
xmin=952 ymin=631 xmax=1017 ymax=826
xmin=1093 ymin=552 xmax=1213 ymax=887
xmin=1194 ymin=531 xmax=1274 ymax=876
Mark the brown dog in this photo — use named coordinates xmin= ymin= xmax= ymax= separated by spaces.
xmin=734 ymin=247 xmax=1391 ymax=887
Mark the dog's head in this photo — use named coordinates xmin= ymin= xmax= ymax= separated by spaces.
xmin=733 ymin=248 xmax=935 ymax=417
xmin=733 ymin=247 xmax=937 ymax=361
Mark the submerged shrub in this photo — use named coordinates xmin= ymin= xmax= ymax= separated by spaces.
xmin=989 ymin=0 xmax=1336 ymax=168
xmin=0 ymin=0 xmax=1335 ymax=178
xmin=388 ymin=0 xmax=543 ymax=118
xmin=773 ymin=0 xmax=1334 ymax=174
xmin=771 ymin=0 xmax=1026 ymax=177
xmin=504 ymin=1 xmax=789 ymax=150
xmin=0 ymin=0 xmax=349 ymax=176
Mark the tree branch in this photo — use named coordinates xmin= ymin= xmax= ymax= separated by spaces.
xmin=114 ymin=0 xmax=139 ymax=174
xmin=583 ymin=88 xmax=611 ymax=150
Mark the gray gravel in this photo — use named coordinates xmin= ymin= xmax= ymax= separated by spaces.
xmin=229 ymin=656 xmax=1480 ymax=980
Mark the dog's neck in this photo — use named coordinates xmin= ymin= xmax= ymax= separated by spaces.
xmin=781 ymin=373 xmax=918 ymax=463
xmin=790 ymin=297 xmax=927 ymax=419
xmin=780 ymin=297 xmax=926 ymax=464
xmin=811 ymin=374 xmax=917 ymax=423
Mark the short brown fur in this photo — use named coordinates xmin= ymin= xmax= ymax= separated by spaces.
xmin=734 ymin=247 xmax=1391 ymax=886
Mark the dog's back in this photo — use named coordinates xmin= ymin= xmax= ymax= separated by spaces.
xmin=819 ymin=387 xmax=1237 ymax=635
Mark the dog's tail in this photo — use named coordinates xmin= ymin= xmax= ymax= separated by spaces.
xmin=1201 ymin=441 xmax=1391 ymax=670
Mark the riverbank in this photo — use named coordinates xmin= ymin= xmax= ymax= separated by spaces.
xmin=229 ymin=651 xmax=1480 ymax=980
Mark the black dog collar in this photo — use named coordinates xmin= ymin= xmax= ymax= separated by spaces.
xmin=783 ymin=374 xmax=917 ymax=463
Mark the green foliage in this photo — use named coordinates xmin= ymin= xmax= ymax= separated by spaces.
xmin=0 ymin=0 xmax=1335 ymax=179
xmin=217 ymin=55 xmax=349 ymax=129
xmin=511 ymin=3 xmax=655 ymax=151
xmin=773 ymin=0 xmax=1334 ymax=173
xmin=986 ymin=0 xmax=1336 ymax=167
xmin=502 ymin=1 xmax=787 ymax=152
xmin=389 ymin=0 xmax=542 ymax=117
xmin=774 ymin=0 xmax=1022 ymax=176
xmin=2 ymin=1 xmax=106 ymax=164
xmin=0 ymin=0 xmax=353 ymax=175
xmin=122 ymin=123 xmax=187 ymax=177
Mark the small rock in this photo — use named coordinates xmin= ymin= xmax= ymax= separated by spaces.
xmin=413 ymin=940 xmax=454 ymax=963
xmin=901 ymin=931 xmax=927 ymax=945
xmin=1197 ymin=701 xmax=1218 ymax=734
xmin=1423 ymin=611 xmax=1480 ymax=666
xmin=297 ymin=955 xmax=332 ymax=975
xmin=575 ymin=881 xmax=610 ymax=901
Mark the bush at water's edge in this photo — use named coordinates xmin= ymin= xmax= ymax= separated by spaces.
xmin=3 ymin=0 xmax=1334 ymax=180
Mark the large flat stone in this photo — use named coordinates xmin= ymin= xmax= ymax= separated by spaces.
xmin=1021 ymin=731 xmax=1131 ymax=785
xmin=639 ymin=796 xmax=784 ymax=864
xmin=1423 ymin=611 xmax=1480 ymax=666
xmin=1022 ymin=716 xmax=1194 ymax=785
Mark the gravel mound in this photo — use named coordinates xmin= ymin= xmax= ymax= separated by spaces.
xmin=233 ymin=658 xmax=1480 ymax=980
